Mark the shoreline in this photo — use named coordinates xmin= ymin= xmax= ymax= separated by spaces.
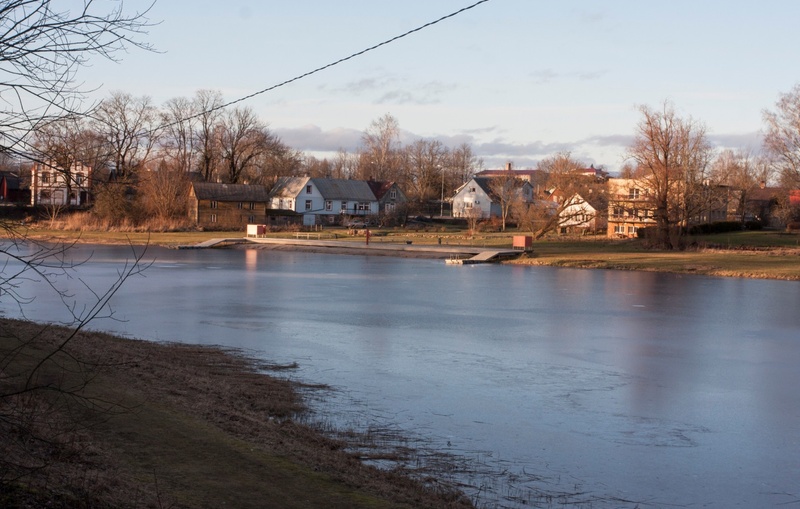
xmin=11 ymin=229 xmax=800 ymax=280
xmin=0 ymin=318 xmax=473 ymax=508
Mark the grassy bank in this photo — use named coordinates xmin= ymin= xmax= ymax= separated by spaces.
xmin=0 ymin=319 xmax=472 ymax=508
xmin=18 ymin=227 xmax=800 ymax=280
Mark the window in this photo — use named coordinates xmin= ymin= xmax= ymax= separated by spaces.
xmin=210 ymin=200 xmax=218 ymax=209
xmin=340 ymin=201 xmax=348 ymax=211
xmin=628 ymin=226 xmax=638 ymax=235
xmin=325 ymin=200 xmax=332 ymax=211
xmin=613 ymin=207 xmax=623 ymax=218
xmin=386 ymin=202 xmax=395 ymax=212
xmin=469 ymin=187 xmax=476 ymax=193
xmin=210 ymin=214 xmax=218 ymax=223
xmin=249 ymin=202 xmax=255 ymax=210
xmin=628 ymin=188 xmax=640 ymax=200
xmin=305 ymin=199 xmax=312 ymax=211
xmin=390 ymin=189 xmax=397 ymax=199
xmin=248 ymin=215 xmax=255 ymax=223
xmin=75 ymin=173 xmax=84 ymax=186
xmin=465 ymin=202 xmax=473 ymax=209
xmin=614 ymin=225 xmax=624 ymax=234
xmin=237 ymin=202 xmax=243 ymax=209
xmin=357 ymin=202 xmax=369 ymax=211
xmin=41 ymin=172 xmax=50 ymax=184
xmin=306 ymin=185 xmax=312 ymax=194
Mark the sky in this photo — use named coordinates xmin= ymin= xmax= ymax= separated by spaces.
xmin=79 ymin=0 xmax=800 ymax=173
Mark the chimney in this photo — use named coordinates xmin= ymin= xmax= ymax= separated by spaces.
xmin=505 ymin=162 xmax=512 ymax=172
xmin=760 ymin=181 xmax=766 ymax=189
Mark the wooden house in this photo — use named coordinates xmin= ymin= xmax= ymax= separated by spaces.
xmin=189 ymin=182 xmax=282 ymax=229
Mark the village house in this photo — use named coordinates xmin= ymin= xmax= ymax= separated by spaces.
xmin=606 ymin=178 xmax=657 ymax=238
xmin=556 ymin=191 xmax=608 ymax=235
xmin=268 ymin=177 xmax=384 ymax=226
xmin=29 ymin=161 xmax=91 ymax=207
xmin=451 ymin=176 xmax=534 ymax=219
xmin=367 ymin=180 xmax=407 ymax=215
xmin=188 ymin=182 xmax=281 ymax=229
xmin=606 ymin=177 xmax=737 ymax=238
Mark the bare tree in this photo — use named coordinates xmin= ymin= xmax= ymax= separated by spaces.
xmin=217 ymin=106 xmax=273 ymax=184
xmin=405 ymin=139 xmax=447 ymax=212
xmin=0 ymin=0 xmax=154 ymax=154
xmin=333 ymin=148 xmax=358 ymax=179
xmin=360 ymin=113 xmax=400 ymax=181
xmin=1 ymin=235 xmax=149 ymax=489
xmin=139 ymin=160 xmax=190 ymax=222
xmin=487 ymin=166 xmax=525 ymax=232
xmin=448 ymin=142 xmax=483 ymax=185
xmin=0 ymin=4 xmax=155 ymax=491
xmin=626 ymin=102 xmax=712 ymax=248
xmin=710 ymin=149 xmax=771 ymax=223
xmin=193 ymin=89 xmax=225 ymax=182
xmin=93 ymin=92 xmax=161 ymax=179
xmin=763 ymin=83 xmax=800 ymax=188
xmin=514 ymin=153 xmax=606 ymax=239
xmin=31 ymin=116 xmax=94 ymax=213
xmin=160 ymin=96 xmax=198 ymax=174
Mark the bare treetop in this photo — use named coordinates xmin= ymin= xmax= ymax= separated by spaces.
xmin=0 ymin=0 xmax=155 ymax=151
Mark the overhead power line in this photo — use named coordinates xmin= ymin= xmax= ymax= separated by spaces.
xmin=171 ymin=0 xmax=495 ymax=127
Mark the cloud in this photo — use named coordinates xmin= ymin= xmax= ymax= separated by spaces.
xmin=330 ymin=73 xmax=456 ymax=105
xmin=275 ymin=125 xmax=362 ymax=153
xmin=275 ymin=124 xmax=633 ymax=171
xmin=581 ymin=134 xmax=634 ymax=147
xmin=708 ymin=131 xmax=763 ymax=150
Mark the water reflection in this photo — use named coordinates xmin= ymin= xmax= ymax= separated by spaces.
xmin=2 ymin=244 xmax=799 ymax=508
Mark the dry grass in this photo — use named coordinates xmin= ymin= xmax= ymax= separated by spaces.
xmin=12 ymin=226 xmax=800 ymax=280
xmin=0 ymin=319 xmax=473 ymax=508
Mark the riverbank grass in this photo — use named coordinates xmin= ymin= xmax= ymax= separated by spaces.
xmin=16 ymin=227 xmax=800 ymax=280
xmin=0 ymin=319 xmax=471 ymax=508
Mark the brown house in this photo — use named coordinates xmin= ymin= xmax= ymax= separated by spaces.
xmin=188 ymin=182 xmax=275 ymax=229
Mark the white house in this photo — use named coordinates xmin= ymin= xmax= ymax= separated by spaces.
xmin=30 ymin=161 xmax=91 ymax=206
xmin=452 ymin=177 xmax=534 ymax=219
xmin=269 ymin=177 xmax=380 ymax=226
xmin=557 ymin=192 xmax=608 ymax=234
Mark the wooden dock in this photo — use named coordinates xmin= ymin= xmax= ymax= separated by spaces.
xmin=445 ymin=250 xmax=520 ymax=265
xmin=179 ymin=236 xmax=524 ymax=263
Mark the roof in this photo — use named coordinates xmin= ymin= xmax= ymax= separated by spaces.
xmin=191 ymin=182 xmax=271 ymax=202
xmin=367 ymin=180 xmax=397 ymax=200
xmin=269 ymin=176 xmax=310 ymax=198
xmin=313 ymin=178 xmax=376 ymax=201
xmin=269 ymin=177 xmax=382 ymax=201
xmin=476 ymin=169 xmax=548 ymax=185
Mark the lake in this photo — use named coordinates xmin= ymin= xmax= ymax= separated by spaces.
xmin=3 ymin=243 xmax=799 ymax=508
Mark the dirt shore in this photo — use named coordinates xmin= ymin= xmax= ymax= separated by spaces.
xmin=0 ymin=318 xmax=473 ymax=508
